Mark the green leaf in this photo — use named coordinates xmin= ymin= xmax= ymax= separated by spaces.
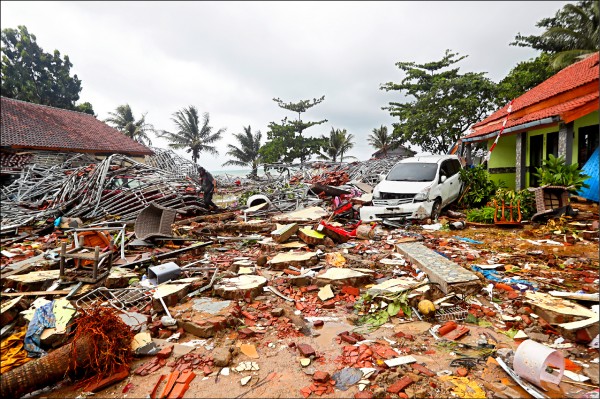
xmin=387 ymin=301 xmax=401 ymax=317
xmin=465 ymin=313 xmax=479 ymax=325
xmin=500 ymin=328 xmax=519 ymax=339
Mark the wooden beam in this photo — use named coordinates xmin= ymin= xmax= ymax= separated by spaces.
xmin=560 ymin=98 xmax=600 ymax=123
xmin=1 ymin=290 xmax=71 ymax=298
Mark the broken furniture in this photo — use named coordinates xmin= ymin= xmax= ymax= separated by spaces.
xmin=134 ymin=202 xmax=177 ymax=241
xmin=528 ymin=185 xmax=573 ymax=222
xmin=492 ymin=199 xmax=522 ymax=227
xmin=59 ymin=242 xmax=113 ymax=284
xmin=69 ymin=225 xmax=127 ymax=260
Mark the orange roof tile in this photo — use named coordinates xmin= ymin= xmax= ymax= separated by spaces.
xmin=1 ymin=97 xmax=154 ymax=156
xmin=466 ymin=53 xmax=599 ymax=140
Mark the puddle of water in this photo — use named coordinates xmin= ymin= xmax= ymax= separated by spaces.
xmin=313 ymin=321 xmax=353 ymax=349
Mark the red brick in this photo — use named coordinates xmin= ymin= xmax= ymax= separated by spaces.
xmin=342 ymin=286 xmax=360 ymax=296
xmin=297 ymin=343 xmax=316 ymax=357
xmin=411 ymin=363 xmax=435 ymax=377
xmin=386 ymin=376 xmax=413 ymax=393
xmin=313 ymin=371 xmax=330 ymax=382
xmin=354 ymin=391 xmax=374 ymax=399
xmin=156 ymin=345 xmax=174 ymax=359
xmin=339 ymin=334 xmax=358 ymax=344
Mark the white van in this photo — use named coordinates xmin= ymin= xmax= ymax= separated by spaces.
xmin=360 ymin=154 xmax=463 ymax=222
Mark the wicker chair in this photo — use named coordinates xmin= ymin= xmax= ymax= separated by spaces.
xmin=527 ymin=185 xmax=572 ymax=221
xmin=134 ymin=202 xmax=177 ymax=241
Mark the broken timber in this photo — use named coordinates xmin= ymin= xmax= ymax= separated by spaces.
xmin=395 ymin=242 xmax=480 ymax=294
xmin=271 ymin=223 xmax=299 ymax=243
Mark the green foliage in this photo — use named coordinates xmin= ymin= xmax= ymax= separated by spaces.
xmin=495 ymin=54 xmax=555 ymax=107
xmin=458 ymin=165 xmax=504 ymax=208
xmin=466 ymin=207 xmax=496 ymax=224
xmin=533 ymin=154 xmax=590 ymax=191
xmin=105 ymin=104 xmax=155 ymax=146
xmin=380 ymin=50 xmax=497 ymax=154
xmin=368 ymin=125 xmax=394 ymax=156
xmin=511 ymin=0 xmax=599 ymax=69
xmin=75 ymin=102 xmax=96 ymax=116
xmin=159 ymin=106 xmax=225 ymax=164
xmin=354 ymin=289 xmax=412 ymax=332
xmin=318 ymin=128 xmax=356 ymax=162
xmin=1 ymin=25 xmax=93 ymax=112
xmin=222 ymin=125 xmax=263 ymax=177
xmin=494 ymin=188 xmax=536 ymax=220
xmin=260 ymin=97 xmax=328 ymax=164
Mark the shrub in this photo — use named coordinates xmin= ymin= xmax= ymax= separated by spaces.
xmin=458 ymin=165 xmax=505 ymax=208
xmin=466 ymin=207 xmax=496 ymax=224
xmin=532 ymin=154 xmax=590 ymax=192
xmin=494 ymin=188 xmax=536 ymax=220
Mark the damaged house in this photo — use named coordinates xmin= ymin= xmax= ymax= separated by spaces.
xmin=458 ymin=52 xmax=599 ymax=193
xmin=1 ymin=96 xmax=154 ymax=186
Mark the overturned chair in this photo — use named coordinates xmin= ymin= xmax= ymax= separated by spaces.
xmin=528 ymin=185 xmax=574 ymax=222
xmin=134 ymin=202 xmax=178 ymax=241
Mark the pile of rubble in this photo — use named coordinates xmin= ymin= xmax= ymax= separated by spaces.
xmin=0 ymin=158 xmax=598 ymax=399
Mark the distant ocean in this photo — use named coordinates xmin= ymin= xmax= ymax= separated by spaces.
xmin=210 ymin=169 xmax=265 ymax=177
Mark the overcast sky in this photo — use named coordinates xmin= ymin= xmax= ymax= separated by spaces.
xmin=2 ymin=1 xmax=570 ymax=172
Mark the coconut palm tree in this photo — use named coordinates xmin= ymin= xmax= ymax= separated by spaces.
xmin=104 ymin=104 xmax=154 ymax=146
xmin=222 ymin=125 xmax=262 ymax=178
xmin=318 ymin=128 xmax=356 ymax=162
xmin=543 ymin=1 xmax=599 ymax=69
xmin=368 ymin=125 xmax=393 ymax=157
xmin=512 ymin=0 xmax=599 ymax=69
xmin=159 ymin=106 xmax=225 ymax=164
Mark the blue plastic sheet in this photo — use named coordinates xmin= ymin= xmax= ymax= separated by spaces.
xmin=453 ymin=236 xmax=483 ymax=244
xmin=471 ymin=266 xmax=537 ymax=291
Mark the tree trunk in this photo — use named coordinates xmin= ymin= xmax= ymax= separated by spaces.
xmin=1 ymin=335 xmax=93 ymax=398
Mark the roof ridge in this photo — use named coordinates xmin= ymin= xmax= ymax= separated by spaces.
xmin=0 ymin=96 xmax=94 ymax=117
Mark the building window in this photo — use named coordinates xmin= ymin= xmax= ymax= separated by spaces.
xmin=546 ymin=132 xmax=559 ymax=159
xmin=578 ymin=124 xmax=599 ymax=168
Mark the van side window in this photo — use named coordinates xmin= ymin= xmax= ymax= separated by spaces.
xmin=450 ymin=159 xmax=461 ymax=176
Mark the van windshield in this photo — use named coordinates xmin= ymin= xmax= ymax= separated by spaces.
xmin=386 ymin=163 xmax=437 ymax=182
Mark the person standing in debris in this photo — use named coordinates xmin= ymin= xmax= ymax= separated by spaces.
xmin=197 ymin=167 xmax=218 ymax=211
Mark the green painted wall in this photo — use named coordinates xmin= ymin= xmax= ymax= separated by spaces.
xmin=573 ymin=111 xmax=599 ymax=162
xmin=484 ymin=111 xmax=598 ymax=189
xmin=488 ymin=134 xmax=516 ymax=190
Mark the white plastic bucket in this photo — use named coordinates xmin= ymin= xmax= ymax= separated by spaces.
xmin=513 ymin=339 xmax=564 ymax=387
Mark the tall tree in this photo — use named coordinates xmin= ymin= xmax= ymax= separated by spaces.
xmin=159 ymin=106 xmax=225 ymax=164
xmin=105 ymin=104 xmax=154 ymax=146
xmin=1 ymin=25 xmax=94 ymax=114
xmin=368 ymin=125 xmax=394 ymax=157
xmin=259 ymin=96 xmax=328 ymax=164
xmin=318 ymin=128 xmax=356 ymax=162
xmin=380 ymin=50 xmax=497 ymax=155
xmin=511 ymin=0 xmax=599 ymax=69
xmin=495 ymin=53 xmax=555 ymax=107
xmin=222 ymin=125 xmax=263 ymax=178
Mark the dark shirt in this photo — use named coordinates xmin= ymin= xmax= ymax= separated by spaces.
xmin=199 ymin=169 xmax=214 ymax=191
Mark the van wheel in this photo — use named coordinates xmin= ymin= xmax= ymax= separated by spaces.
xmin=431 ymin=199 xmax=442 ymax=221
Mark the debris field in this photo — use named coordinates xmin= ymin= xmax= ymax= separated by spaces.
xmin=1 ymin=151 xmax=598 ymax=399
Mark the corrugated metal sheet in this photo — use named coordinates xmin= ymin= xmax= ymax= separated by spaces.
xmin=578 ymin=146 xmax=599 ymax=202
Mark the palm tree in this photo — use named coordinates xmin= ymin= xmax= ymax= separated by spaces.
xmin=368 ymin=125 xmax=393 ymax=157
xmin=159 ymin=106 xmax=225 ymax=164
xmin=105 ymin=104 xmax=154 ymax=146
xmin=222 ymin=125 xmax=262 ymax=178
xmin=318 ymin=128 xmax=356 ymax=162
xmin=544 ymin=1 xmax=599 ymax=69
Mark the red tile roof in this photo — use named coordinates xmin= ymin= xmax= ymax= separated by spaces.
xmin=1 ymin=97 xmax=154 ymax=156
xmin=465 ymin=52 xmax=599 ymax=140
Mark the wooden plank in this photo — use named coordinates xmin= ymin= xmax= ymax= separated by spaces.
xmin=1 ymin=290 xmax=71 ymax=298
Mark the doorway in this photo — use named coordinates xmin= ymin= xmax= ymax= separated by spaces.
xmin=529 ymin=135 xmax=543 ymax=187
